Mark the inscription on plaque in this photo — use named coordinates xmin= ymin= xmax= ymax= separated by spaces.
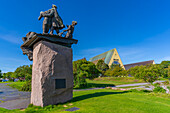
xmin=55 ymin=79 xmax=66 ymax=89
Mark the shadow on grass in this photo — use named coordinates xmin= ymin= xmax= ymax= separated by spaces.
xmin=71 ymin=91 xmax=128 ymax=102
xmin=87 ymin=83 xmax=115 ymax=87
xmin=74 ymin=83 xmax=115 ymax=89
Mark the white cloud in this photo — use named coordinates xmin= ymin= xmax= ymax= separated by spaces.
xmin=155 ymin=56 xmax=170 ymax=64
xmin=0 ymin=57 xmax=32 ymax=73
xmin=117 ymin=47 xmax=146 ymax=64
xmin=0 ymin=33 xmax=22 ymax=44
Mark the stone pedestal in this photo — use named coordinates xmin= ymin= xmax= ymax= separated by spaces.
xmin=21 ymin=33 xmax=78 ymax=107
xmin=31 ymin=41 xmax=73 ymax=107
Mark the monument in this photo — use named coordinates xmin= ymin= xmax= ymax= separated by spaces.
xmin=21 ymin=4 xmax=78 ymax=107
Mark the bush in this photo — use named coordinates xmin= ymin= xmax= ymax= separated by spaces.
xmin=96 ymin=60 xmax=109 ymax=75
xmin=167 ymin=86 xmax=170 ymax=90
xmin=128 ymin=65 xmax=162 ymax=83
xmin=128 ymin=89 xmax=151 ymax=93
xmin=73 ymin=59 xmax=100 ymax=88
xmin=104 ymin=66 xmax=127 ymax=77
xmin=163 ymin=80 xmax=169 ymax=85
xmin=74 ymin=72 xmax=87 ymax=88
xmin=153 ymin=86 xmax=166 ymax=93
xmin=21 ymin=80 xmax=31 ymax=91
xmin=153 ymin=82 xmax=161 ymax=87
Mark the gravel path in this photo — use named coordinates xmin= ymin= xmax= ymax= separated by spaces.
xmin=0 ymin=83 xmax=30 ymax=110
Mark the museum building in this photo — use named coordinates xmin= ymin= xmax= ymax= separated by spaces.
xmin=89 ymin=48 xmax=125 ymax=69
xmin=89 ymin=49 xmax=155 ymax=70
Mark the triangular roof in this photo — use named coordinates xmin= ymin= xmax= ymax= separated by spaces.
xmin=89 ymin=48 xmax=124 ymax=69
xmin=89 ymin=48 xmax=116 ymax=64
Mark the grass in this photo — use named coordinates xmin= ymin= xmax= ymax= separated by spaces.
xmin=85 ymin=77 xmax=145 ymax=88
xmin=118 ymin=85 xmax=145 ymax=89
xmin=6 ymin=82 xmax=26 ymax=91
xmin=0 ymin=89 xmax=170 ymax=113
xmin=5 ymin=77 xmax=145 ymax=91
xmin=158 ymin=77 xmax=169 ymax=81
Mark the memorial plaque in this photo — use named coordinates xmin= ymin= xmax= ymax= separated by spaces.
xmin=55 ymin=79 xmax=66 ymax=89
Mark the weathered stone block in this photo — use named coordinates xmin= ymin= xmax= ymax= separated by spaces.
xmin=31 ymin=41 xmax=73 ymax=107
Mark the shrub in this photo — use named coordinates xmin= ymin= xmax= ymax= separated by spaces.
xmin=104 ymin=66 xmax=127 ymax=77
xmin=73 ymin=59 xmax=100 ymax=88
xmin=128 ymin=89 xmax=151 ymax=93
xmin=167 ymin=86 xmax=170 ymax=90
xmin=128 ymin=65 xmax=162 ymax=83
xmin=96 ymin=60 xmax=109 ymax=75
xmin=153 ymin=82 xmax=161 ymax=87
xmin=163 ymin=80 xmax=169 ymax=85
xmin=74 ymin=72 xmax=87 ymax=88
xmin=21 ymin=80 xmax=31 ymax=91
xmin=153 ymin=86 xmax=166 ymax=93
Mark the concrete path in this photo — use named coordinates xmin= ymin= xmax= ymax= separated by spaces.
xmin=115 ymin=80 xmax=165 ymax=88
xmin=74 ymin=80 xmax=165 ymax=91
xmin=0 ymin=83 xmax=30 ymax=110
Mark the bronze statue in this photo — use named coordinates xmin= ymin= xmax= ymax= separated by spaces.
xmin=22 ymin=32 xmax=37 ymax=42
xmin=38 ymin=4 xmax=65 ymax=35
xmin=62 ymin=21 xmax=77 ymax=39
xmin=38 ymin=10 xmax=52 ymax=34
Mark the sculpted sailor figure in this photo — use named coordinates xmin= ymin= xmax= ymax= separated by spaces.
xmin=38 ymin=4 xmax=65 ymax=35
xmin=62 ymin=21 xmax=77 ymax=39
xmin=38 ymin=10 xmax=52 ymax=34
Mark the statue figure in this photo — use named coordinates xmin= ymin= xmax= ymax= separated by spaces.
xmin=62 ymin=21 xmax=77 ymax=39
xmin=38 ymin=4 xmax=65 ymax=35
xmin=22 ymin=32 xmax=37 ymax=42
xmin=38 ymin=10 xmax=52 ymax=34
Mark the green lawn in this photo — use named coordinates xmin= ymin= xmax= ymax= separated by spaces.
xmin=5 ymin=77 xmax=146 ymax=91
xmin=85 ymin=77 xmax=145 ymax=88
xmin=7 ymin=82 xmax=25 ymax=91
xmin=0 ymin=89 xmax=170 ymax=113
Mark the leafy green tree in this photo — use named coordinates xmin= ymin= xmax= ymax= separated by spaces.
xmin=14 ymin=65 xmax=32 ymax=81
xmin=3 ymin=72 xmax=14 ymax=81
xmin=128 ymin=64 xmax=163 ymax=83
xmin=96 ymin=60 xmax=109 ymax=75
xmin=73 ymin=59 xmax=100 ymax=88
xmin=105 ymin=65 xmax=127 ymax=77
xmin=160 ymin=61 xmax=170 ymax=68
xmin=110 ymin=63 xmax=121 ymax=70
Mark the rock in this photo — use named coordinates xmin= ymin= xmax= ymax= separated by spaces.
xmin=31 ymin=41 xmax=73 ymax=107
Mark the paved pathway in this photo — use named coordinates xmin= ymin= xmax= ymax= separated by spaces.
xmin=115 ymin=80 xmax=165 ymax=88
xmin=0 ymin=83 xmax=30 ymax=110
xmin=74 ymin=80 xmax=165 ymax=91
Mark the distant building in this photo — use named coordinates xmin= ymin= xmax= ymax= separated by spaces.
xmin=89 ymin=48 xmax=125 ymax=69
xmin=124 ymin=60 xmax=155 ymax=70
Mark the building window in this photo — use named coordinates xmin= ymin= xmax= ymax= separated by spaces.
xmin=113 ymin=61 xmax=119 ymax=65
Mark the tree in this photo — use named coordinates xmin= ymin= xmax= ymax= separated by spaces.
xmin=73 ymin=59 xmax=100 ymax=88
xmin=14 ymin=65 xmax=32 ymax=81
xmin=128 ymin=64 xmax=164 ymax=83
xmin=96 ymin=60 xmax=109 ymax=75
xmin=160 ymin=61 xmax=170 ymax=68
xmin=104 ymin=65 xmax=127 ymax=77
xmin=3 ymin=72 xmax=14 ymax=81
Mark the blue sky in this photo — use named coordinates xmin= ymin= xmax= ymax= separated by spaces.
xmin=0 ymin=0 xmax=170 ymax=73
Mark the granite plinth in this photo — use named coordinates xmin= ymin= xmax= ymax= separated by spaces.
xmin=31 ymin=41 xmax=73 ymax=107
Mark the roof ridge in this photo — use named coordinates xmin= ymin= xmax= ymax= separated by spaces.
xmin=124 ymin=60 xmax=154 ymax=66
